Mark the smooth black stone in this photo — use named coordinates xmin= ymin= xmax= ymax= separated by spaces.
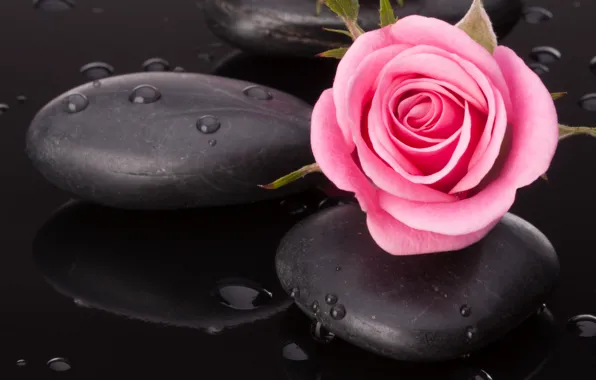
xmin=204 ymin=0 xmax=522 ymax=57
xmin=275 ymin=204 xmax=559 ymax=361
xmin=26 ymin=72 xmax=315 ymax=210
xmin=32 ymin=195 xmax=320 ymax=332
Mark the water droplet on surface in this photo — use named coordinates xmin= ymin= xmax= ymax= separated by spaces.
xmin=460 ymin=304 xmax=472 ymax=317
xmin=208 ymin=139 xmax=217 ymax=147
xmin=471 ymin=369 xmax=494 ymax=380
xmin=466 ymin=326 xmax=477 ymax=340
xmin=528 ymin=62 xmax=549 ymax=76
xmin=325 ymin=294 xmax=338 ymax=305
xmin=567 ymin=314 xmax=596 ymax=337
xmin=0 ymin=104 xmax=9 ymax=114
xmin=173 ymin=66 xmax=185 ymax=72
xmin=206 ymin=326 xmax=223 ymax=335
xmin=92 ymin=80 xmax=101 ymax=88
xmin=330 ymin=304 xmax=346 ymax=320
xmin=537 ymin=303 xmax=547 ymax=314
xmin=47 ymin=358 xmax=71 ymax=372
xmin=529 ymin=46 xmax=561 ymax=64
xmin=129 ymin=85 xmax=161 ymax=104
xmin=282 ymin=342 xmax=309 ymax=361
xmin=523 ymin=6 xmax=552 ymax=24
xmin=16 ymin=359 xmax=27 ymax=367
xmin=62 ymin=93 xmax=89 ymax=113
xmin=80 ymin=62 xmax=114 ymax=80
xmin=17 ymin=95 xmax=27 ymax=104
xmin=213 ymin=278 xmax=273 ymax=310
xmin=290 ymin=288 xmax=300 ymax=299
xmin=589 ymin=56 xmax=596 ymax=75
xmin=243 ymin=85 xmax=273 ymax=100
xmin=33 ymin=0 xmax=75 ymax=11
xmin=311 ymin=300 xmax=320 ymax=313
xmin=142 ymin=57 xmax=170 ymax=72
xmin=311 ymin=320 xmax=335 ymax=344
xmin=196 ymin=115 xmax=221 ymax=134
xmin=579 ymin=93 xmax=596 ymax=111
xmin=335 ymin=266 xmax=341 ymax=272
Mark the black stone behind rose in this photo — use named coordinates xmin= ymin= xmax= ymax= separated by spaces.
xmin=26 ymin=72 xmax=315 ymax=210
xmin=275 ymin=204 xmax=559 ymax=361
xmin=203 ymin=0 xmax=522 ymax=58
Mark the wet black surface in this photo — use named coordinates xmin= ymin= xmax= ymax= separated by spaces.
xmin=1 ymin=0 xmax=596 ymax=378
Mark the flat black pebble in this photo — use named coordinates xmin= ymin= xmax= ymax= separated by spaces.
xmin=204 ymin=0 xmax=522 ymax=57
xmin=275 ymin=204 xmax=559 ymax=361
xmin=26 ymin=72 xmax=315 ymax=209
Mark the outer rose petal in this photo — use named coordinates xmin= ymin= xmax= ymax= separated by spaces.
xmin=493 ymin=46 xmax=559 ymax=187
xmin=311 ymin=89 xmax=376 ymax=211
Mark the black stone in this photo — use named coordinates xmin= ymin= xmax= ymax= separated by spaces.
xmin=204 ymin=0 xmax=522 ymax=58
xmin=275 ymin=204 xmax=559 ymax=361
xmin=26 ymin=72 xmax=316 ymax=209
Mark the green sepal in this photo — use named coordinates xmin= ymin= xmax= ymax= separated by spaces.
xmin=455 ymin=0 xmax=497 ymax=54
xmin=551 ymin=92 xmax=567 ymax=100
xmin=379 ymin=0 xmax=397 ymax=27
xmin=322 ymin=28 xmax=354 ymax=39
xmin=317 ymin=47 xmax=349 ymax=59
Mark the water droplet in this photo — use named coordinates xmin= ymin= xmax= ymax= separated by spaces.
xmin=589 ymin=56 xmax=596 ymax=75
xmin=208 ymin=139 xmax=217 ymax=147
xmin=282 ymin=342 xmax=309 ymax=361
xmin=330 ymin=304 xmax=346 ymax=320
xmin=17 ymin=95 xmax=27 ymax=104
xmin=537 ymin=303 xmax=547 ymax=314
xmin=523 ymin=6 xmax=552 ymax=24
xmin=567 ymin=314 xmax=596 ymax=337
xmin=173 ymin=66 xmax=185 ymax=72
xmin=325 ymin=294 xmax=338 ymax=305
xmin=62 ymin=93 xmax=89 ymax=113
xmin=0 ymin=104 xmax=9 ymax=115
xmin=91 ymin=7 xmax=104 ymax=13
xmin=206 ymin=326 xmax=223 ymax=335
xmin=47 ymin=358 xmax=71 ymax=372
xmin=213 ymin=278 xmax=273 ymax=310
xmin=80 ymin=61 xmax=114 ymax=80
xmin=196 ymin=115 xmax=221 ymax=134
xmin=129 ymin=85 xmax=161 ymax=104
xmin=466 ymin=326 xmax=477 ymax=340
xmin=142 ymin=57 xmax=170 ymax=72
xmin=311 ymin=300 xmax=320 ymax=313
xmin=432 ymin=284 xmax=440 ymax=292
xmin=471 ymin=369 xmax=494 ymax=380
xmin=528 ymin=62 xmax=549 ymax=76
xmin=579 ymin=93 xmax=596 ymax=111
xmin=529 ymin=46 xmax=561 ymax=64
xmin=243 ymin=86 xmax=273 ymax=100
xmin=460 ymin=304 xmax=472 ymax=317
xmin=310 ymin=320 xmax=335 ymax=344
xmin=92 ymin=80 xmax=101 ymax=88
xmin=290 ymin=288 xmax=300 ymax=299
xmin=16 ymin=359 xmax=27 ymax=367
xmin=33 ymin=0 xmax=75 ymax=11
xmin=335 ymin=266 xmax=341 ymax=272
xmin=460 ymin=353 xmax=471 ymax=359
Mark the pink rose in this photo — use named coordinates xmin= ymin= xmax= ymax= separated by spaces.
xmin=311 ymin=15 xmax=558 ymax=255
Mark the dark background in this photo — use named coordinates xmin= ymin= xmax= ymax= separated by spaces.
xmin=1 ymin=0 xmax=596 ymax=379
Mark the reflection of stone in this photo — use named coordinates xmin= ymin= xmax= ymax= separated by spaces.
xmin=276 ymin=204 xmax=559 ymax=361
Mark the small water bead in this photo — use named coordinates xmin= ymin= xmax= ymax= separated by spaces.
xmin=537 ymin=303 xmax=547 ymax=314
xmin=567 ymin=314 xmax=596 ymax=337
xmin=17 ymin=95 xmax=27 ymax=104
xmin=80 ymin=61 xmax=114 ymax=80
xmin=460 ymin=304 xmax=472 ymax=317
xmin=142 ymin=57 xmax=170 ymax=72
xmin=529 ymin=46 xmax=561 ymax=65
xmin=129 ymin=85 xmax=161 ymax=104
xmin=62 ymin=94 xmax=89 ymax=113
xmin=310 ymin=320 xmax=335 ymax=344
xmin=173 ymin=66 xmax=186 ymax=72
xmin=325 ymin=294 xmax=338 ymax=305
xmin=311 ymin=300 xmax=320 ymax=313
xmin=579 ymin=93 xmax=596 ymax=112
xmin=243 ymin=86 xmax=273 ymax=100
xmin=0 ymin=104 xmax=9 ymax=115
xmin=208 ymin=139 xmax=217 ymax=147
xmin=330 ymin=304 xmax=346 ymax=320
xmin=213 ymin=278 xmax=273 ymax=310
xmin=589 ymin=56 xmax=596 ymax=76
xmin=196 ymin=115 xmax=221 ymax=134
xmin=206 ymin=326 xmax=223 ymax=335
xmin=16 ymin=359 xmax=27 ymax=367
xmin=290 ymin=288 xmax=300 ymax=299
xmin=47 ymin=358 xmax=71 ymax=372
xmin=522 ymin=6 xmax=552 ymax=24
xmin=282 ymin=342 xmax=309 ymax=361
xmin=466 ymin=326 xmax=477 ymax=340
xmin=528 ymin=62 xmax=549 ymax=76
xmin=33 ymin=0 xmax=75 ymax=11
xmin=92 ymin=80 xmax=101 ymax=88
xmin=335 ymin=266 xmax=341 ymax=272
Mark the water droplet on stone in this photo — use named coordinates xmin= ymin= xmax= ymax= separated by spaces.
xmin=567 ymin=314 xmax=596 ymax=337
xmin=537 ymin=303 xmax=547 ymax=314
xmin=142 ymin=57 xmax=170 ymax=72
xmin=282 ymin=342 xmax=309 ymax=361
xmin=310 ymin=320 xmax=335 ymax=344
xmin=206 ymin=326 xmax=223 ymax=335
xmin=243 ymin=85 xmax=273 ymax=100
xmin=335 ymin=266 xmax=341 ymax=272
xmin=460 ymin=304 xmax=472 ymax=317
xmin=290 ymin=288 xmax=300 ymax=299
xmin=311 ymin=300 xmax=320 ymax=313
xmin=213 ymin=278 xmax=272 ymax=310
xmin=208 ymin=139 xmax=217 ymax=147
xmin=47 ymin=358 xmax=71 ymax=372
xmin=466 ymin=326 xmax=477 ymax=340
xmin=62 ymin=93 xmax=89 ymax=113
xmin=80 ymin=61 xmax=114 ymax=80
xmin=530 ymin=46 xmax=561 ymax=64
xmin=129 ymin=85 xmax=161 ymax=104
xmin=173 ymin=66 xmax=185 ymax=72
xmin=0 ymin=104 xmax=9 ymax=115
xmin=17 ymin=95 xmax=27 ymax=104
xmin=589 ymin=56 xmax=596 ymax=76
xmin=92 ymin=80 xmax=101 ymax=88
xmin=579 ymin=93 xmax=596 ymax=111
xmin=523 ymin=6 xmax=552 ymax=24
xmin=196 ymin=115 xmax=221 ymax=134
xmin=330 ymin=304 xmax=346 ymax=320
xmin=528 ymin=62 xmax=549 ymax=76
xmin=16 ymin=359 xmax=27 ymax=367
xmin=33 ymin=0 xmax=75 ymax=11
xmin=91 ymin=7 xmax=104 ymax=13
xmin=325 ymin=294 xmax=338 ymax=305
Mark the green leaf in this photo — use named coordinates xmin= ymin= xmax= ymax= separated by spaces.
xmin=321 ymin=0 xmax=364 ymax=39
xmin=558 ymin=124 xmax=596 ymax=140
xmin=258 ymin=163 xmax=322 ymax=190
xmin=551 ymin=92 xmax=567 ymax=100
xmin=379 ymin=0 xmax=397 ymax=27
xmin=455 ymin=0 xmax=497 ymax=54
xmin=322 ymin=28 xmax=354 ymax=39
xmin=317 ymin=47 xmax=349 ymax=58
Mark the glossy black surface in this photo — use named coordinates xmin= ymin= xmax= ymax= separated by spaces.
xmin=1 ymin=0 xmax=596 ymax=378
